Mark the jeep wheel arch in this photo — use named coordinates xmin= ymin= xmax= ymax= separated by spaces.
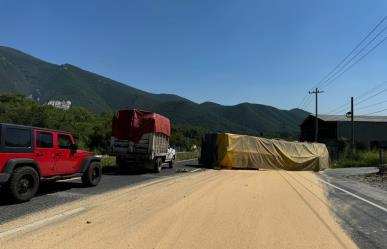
xmin=80 ymin=156 xmax=102 ymax=173
xmin=4 ymin=158 xmax=42 ymax=177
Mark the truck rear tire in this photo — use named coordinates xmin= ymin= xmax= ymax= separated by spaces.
xmin=117 ymin=157 xmax=126 ymax=170
xmin=82 ymin=162 xmax=102 ymax=186
xmin=154 ymin=158 xmax=162 ymax=173
xmin=7 ymin=166 xmax=39 ymax=202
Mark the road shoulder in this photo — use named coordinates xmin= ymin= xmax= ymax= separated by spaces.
xmin=319 ymin=167 xmax=387 ymax=249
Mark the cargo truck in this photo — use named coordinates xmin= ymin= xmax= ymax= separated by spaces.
xmin=109 ymin=109 xmax=175 ymax=172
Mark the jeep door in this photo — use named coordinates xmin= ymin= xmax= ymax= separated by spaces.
xmin=34 ymin=130 xmax=56 ymax=176
xmin=55 ymin=133 xmax=78 ymax=175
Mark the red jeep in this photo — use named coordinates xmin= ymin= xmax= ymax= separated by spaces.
xmin=0 ymin=123 xmax=102 ymax=202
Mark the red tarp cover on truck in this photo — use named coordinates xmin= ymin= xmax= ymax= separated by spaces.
xmin=112 ymin=109 xmax=171 ymax=143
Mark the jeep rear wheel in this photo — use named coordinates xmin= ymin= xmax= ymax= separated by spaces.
xmin=82 ymin=161 xmax=102 ymax=186
xmin=7 ymin=166 xmax=39 ymax=202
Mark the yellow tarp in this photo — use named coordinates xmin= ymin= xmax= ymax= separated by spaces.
xmin=217 ymin=133 xmax=330 ymax=171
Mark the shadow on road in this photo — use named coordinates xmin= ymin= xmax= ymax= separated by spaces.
xmin=184 ymin=163 xmax=207 ymax=168
xmin=0 ymin=181 xmax=88 ymax=206
xmin=104 ymin=168 xmax=148 ymax=176
xmin=0 ymin=160 xmax=200 ymax=206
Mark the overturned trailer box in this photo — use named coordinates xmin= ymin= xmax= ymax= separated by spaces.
xmin=200 ymin=133 xmax=330 ymax=171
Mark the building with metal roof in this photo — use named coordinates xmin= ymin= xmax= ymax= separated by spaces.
xmin=311 ymin=115 xmax=387 ymax=123
xmin=300 ymin=114 xmax=387 ymax=157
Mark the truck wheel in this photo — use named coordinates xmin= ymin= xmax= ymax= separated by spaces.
xmin=7 ymin=166 xmax=39 ymax=202
xmin=82 ymin=162 xmax=102 ymax=186
xmin=117 ymin=158 xmax=126 ymax=170
xmin=168 ymin=160 xmax=174 ymax=168
xmin=154 ymin=158 xmax=162 ymax=173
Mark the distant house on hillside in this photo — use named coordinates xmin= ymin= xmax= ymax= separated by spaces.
xmin=300 ymin=114 xmax=387 ymax=157
xmin=47 ymin=100 xmax=72 ymax=110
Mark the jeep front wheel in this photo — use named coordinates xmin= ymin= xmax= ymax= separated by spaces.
xmin=82 ymin=161 xmax=102 ymax=186
xmin=7 ymin=166 xmax=40 ymax=202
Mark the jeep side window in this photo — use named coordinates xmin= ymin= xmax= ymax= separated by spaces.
xmin=36 ymin=132 xmax=53 ymax=148
xmin=5 ymin=127 xmax=31 ymax=148
xmin=58 ymin=134 xmax=72 ymax=149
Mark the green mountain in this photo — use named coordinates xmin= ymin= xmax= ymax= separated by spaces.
xmin=0 ymin=46 xmax=309 ymax=135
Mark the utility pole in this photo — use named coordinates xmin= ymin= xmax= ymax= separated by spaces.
xmin=351 ymin=97 xmax=355 ymax=154
xmin=346 ymin=97 xmax=355 ymax=155
xmin=309 ymin=88 xmax=324 ymax=142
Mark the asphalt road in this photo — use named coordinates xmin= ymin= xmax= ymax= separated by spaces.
xmin=320 ymin=168 xmax=387 ymax=249
xmin=1 ymin=164 xmax=387 ymax=249
xmin=0 ymin=170 xmax=358 ymax=249
xmin=0 ymin=159 xmax=200 ymax=224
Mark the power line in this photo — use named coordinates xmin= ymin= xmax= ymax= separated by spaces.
xmin=301 ymin=95 xmax=314 ymax=110
xmin=357 ymin=86 xmax=387 ymax=105
xmin=325 ymin=101 xmax=350 ymax=115
xmin=316 ymin=16 xmax=387 ymax=90
xmin=319 ymin=25 xmax=387 ymax=89
xmin=298 ymin=91 xmax=312 ymax=109
xmin=356 ymin=80 xmax=387 ymax=101
xmin=298 ymin=93 xmax=312 ymax=110
xmin=320 ymin=35 xmax=387 ymax=90
xmin=324 ymin=89 xmax=387 ymax=119
xmin=356 ymin=99 xmax=387 ymax=111
xmin=298 ymin=16 xmax=387 ymax=110
xmin=362 ymin=108 xmax=387 ymax=116
xmin=321 ymin=80 xmax=387 ymax=116
xmin=299 ymin=93 xmax=315 ymax=111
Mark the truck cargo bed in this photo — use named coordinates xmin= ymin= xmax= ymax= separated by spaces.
xmin=110 ymin=133 xmax=169 ymax=158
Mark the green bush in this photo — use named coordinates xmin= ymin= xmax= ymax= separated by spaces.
xmin=170 ymin=126 xmax=206 ymax=151
xmin=337 ymin=137 xmax=350 ymax=158
xmin=101 ymin=156 xmax=116 ymax=167
xmin=332 ymin=150 xmax=380 ymax=168
xmin=176 ymin=151 xmax=200 ymax=161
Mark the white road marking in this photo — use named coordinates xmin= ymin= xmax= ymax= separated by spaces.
xmin=0 ymin=207 xmax=86 ymax=239
xmin=190 ymin=168 xmax=201 ymax=173
xmin=319 ymin=178 xmax=387 ymax=213
xmin=57 ymin=177 xmax=81 ymax=182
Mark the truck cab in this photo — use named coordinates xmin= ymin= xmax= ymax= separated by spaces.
xmin=0 ymin=123 xmax=102 ymax=202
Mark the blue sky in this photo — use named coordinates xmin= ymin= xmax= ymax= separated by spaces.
xmin=1 ymin=0 xmax=387 ymax=114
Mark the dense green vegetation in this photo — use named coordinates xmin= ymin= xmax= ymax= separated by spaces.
xmin=332 ymin=138 xmax=381 ymax=168
xmin=0 ymin=94 xmax=203 ymax=153
xmin=0 ymin=94 xmax=111 ymax=153
xmin=0 ymin=46 xmax=309 ymax=136
xmin=170 ymin=126 xmax=206 ymax=151
xmin=332 ymin=151 xmax=380 ymax=168
xmin=101 ymin=156 xmax=116 ymax=168
xmin=175 ymin=151 xmax=200 ymax=161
